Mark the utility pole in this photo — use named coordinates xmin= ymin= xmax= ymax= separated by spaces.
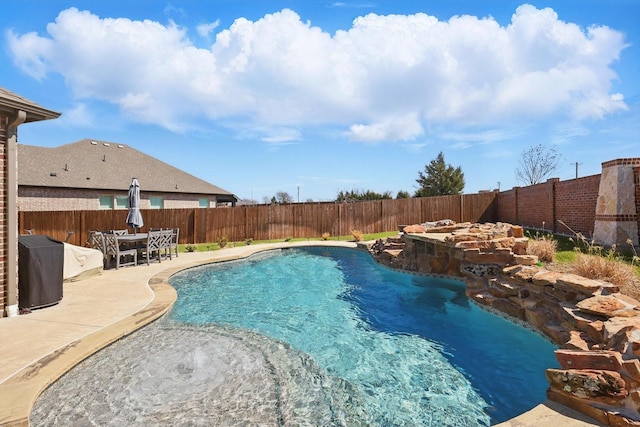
xmin=297 ymin=185 xmax=300 ymax=203
xmin=571 ymin=162 xmax=582 ymax=179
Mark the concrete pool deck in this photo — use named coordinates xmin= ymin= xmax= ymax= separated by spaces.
xmin=0 ymin=241 xmax=603 ymax=426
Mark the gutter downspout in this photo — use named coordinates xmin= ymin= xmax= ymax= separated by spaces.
xmin=5 ymin=110 xmax=26 ymax=317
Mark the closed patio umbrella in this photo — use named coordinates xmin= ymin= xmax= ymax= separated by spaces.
xmin=126 ymin=178 xmax=144 ymax=234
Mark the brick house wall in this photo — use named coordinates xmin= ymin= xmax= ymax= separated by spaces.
xmin=18 ymin=186 xmax=221 ymax=211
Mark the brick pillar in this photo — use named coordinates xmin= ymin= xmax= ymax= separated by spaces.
xmin=593 ymin=158 xmax=640 ymax=246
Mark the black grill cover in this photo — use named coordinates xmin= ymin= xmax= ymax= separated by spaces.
xmin=18 ymin=235 xmax=64 ymax=309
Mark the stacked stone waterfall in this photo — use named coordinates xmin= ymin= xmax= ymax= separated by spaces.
xmin=367 ymin=220 xmax=640 ymax=426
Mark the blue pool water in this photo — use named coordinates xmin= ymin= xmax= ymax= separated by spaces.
xmin=169 ymin=247 xmax=558 ymax=425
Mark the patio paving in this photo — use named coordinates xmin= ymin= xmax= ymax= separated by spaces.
xmin=0 ymin=241 xmax=602 ymax=426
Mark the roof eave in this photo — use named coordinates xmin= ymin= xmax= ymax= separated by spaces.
xmin=0 ymin=95 xmax=61 ymax=122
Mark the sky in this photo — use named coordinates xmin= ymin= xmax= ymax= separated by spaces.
xmin=1 ymin=0 xmax=638 ymax=203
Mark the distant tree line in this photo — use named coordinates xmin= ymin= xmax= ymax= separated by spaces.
xmin=336 ymin=151 xmax=465 ymax=201
xmin=246 ymin=145 xmax=556 ymax=205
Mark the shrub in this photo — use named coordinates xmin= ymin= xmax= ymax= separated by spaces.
xmin=527 ymin=233 xmax=557 ymax=263
xmin=573 ymin=252 xmax=639 ymax=299
xmin=321 ymin=232 xmax=330 ymax=241
xmin=185 ymin=243 xmax=197 ymax=252
xmin=217 ymin=236 xmax=228 ymax=248
xmin=245 ymin=238 xmax=253 ymax=245
xmin=351 ymin=229 xmax=363 ymax=242
xmin=284 ymin=236 xmax=292 ymax=242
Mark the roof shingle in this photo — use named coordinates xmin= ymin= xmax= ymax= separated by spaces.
xmin=18 ymin=139 xmax=237 ymax=198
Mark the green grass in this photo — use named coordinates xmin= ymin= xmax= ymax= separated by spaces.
xmin=554 ymin=250 xmax=577 ymax=264
xmin=525 ymin=227 xmax=640 ymax=277
xmin=179 ymin=231 xmax=400 ymax=253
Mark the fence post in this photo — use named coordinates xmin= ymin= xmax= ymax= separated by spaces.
xmin=192 ymin=208 xmax=197 ymax=244
xmin=514 ymin=187 xmax=520 ymax=225
xmin=549 ymin=178 xmax=559 ymax=233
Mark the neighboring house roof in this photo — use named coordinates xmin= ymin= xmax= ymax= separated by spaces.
xmin=0 ymin=87 xmax=61 ymax=122
xmin=18 ymin=139 xmax=238 ymax=201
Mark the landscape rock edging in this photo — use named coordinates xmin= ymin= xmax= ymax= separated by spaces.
xmin=368 ymin=220 xmax=640 ymax=426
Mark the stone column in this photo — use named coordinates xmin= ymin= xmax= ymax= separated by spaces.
xmin=593 ymin=158 xmax=640 ymax=246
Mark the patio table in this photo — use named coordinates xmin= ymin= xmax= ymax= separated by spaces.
xmin=116 ymin=233 xmax=148 ymax=257
xmin=115 ymin=233 xmax=148 ymax=245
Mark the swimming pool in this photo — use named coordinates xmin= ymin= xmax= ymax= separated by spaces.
xmin=30 ymin=246 xmax=558 ymax=426
xmin=169 ymin=247 xmax=558 ymax=425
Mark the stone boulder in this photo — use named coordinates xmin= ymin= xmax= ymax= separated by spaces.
xmin=577 ymin=295 xmax=640 ymax=319
xmin=546 ymin=369 xmax=628 ymax=406
xmin=403 ymin=224 xmax=426 ymax=233
xmin=555 ymin=349 xmax=623 ymax=371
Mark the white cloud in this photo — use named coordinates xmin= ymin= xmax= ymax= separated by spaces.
xmin=441 ymin=129 xmax=524 ymax=144
xmin=330 ymin=2 xmax=375 ymax=8
xmin=6 ymin=29 xmax=53 ymax=80
xmin=348 ymin=114 xmax=423 ymax=142
xmin=196 ymin=20 xmax=220 ymax=37
xmin=7 ymin=5 xmax=629 ymax=141
xmin=260 ymin=127 xmax=301 ymax=143
xmin=56 ymin=102 xmax=95 ymax=128
xmin=550 ymin=123 xmax=591 ymax=145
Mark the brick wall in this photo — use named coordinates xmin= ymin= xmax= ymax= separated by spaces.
xmin=497 ymin=174 xmax=602 ymax=236
xmin=635 ymin=166 xmax=640 ymax=244
xmin=517 ymin=178 xmax=558 ymax=230
xmin=497 ymin=188 xmax=517 ymax=225
xmin=555 ymin=174 xmax=601 ymax=237
xmin=1 ymin=114 xmax=6 ymax=315
xmin=18 ymin=186 xmax=219 ymax=211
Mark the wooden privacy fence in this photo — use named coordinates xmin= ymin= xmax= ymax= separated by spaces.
xmin=19 ymin=192 xmax=499 ymax=247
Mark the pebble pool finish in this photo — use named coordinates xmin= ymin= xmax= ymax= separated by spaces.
xmin=31 ymin=247 xmax=558 ymax=426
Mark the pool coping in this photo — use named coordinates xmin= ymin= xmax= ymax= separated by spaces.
xmin=0 ymin=241 xmax=602 ymax=426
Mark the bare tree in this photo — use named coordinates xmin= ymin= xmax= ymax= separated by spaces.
xmin=275 ymin=191 xmax=294 ymax=204
xmin=516 ymin=144 xmax=561 ymax=185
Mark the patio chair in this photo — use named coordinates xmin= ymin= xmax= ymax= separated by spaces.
xmin=143 ymin=230 xmax=164 ymax=265
xmin=169 ymin=228 xmax=179 ymax=258
xmin=89 ymin=230 xmax=109 ymax=267
xmin=110 ymin=229 xmax=129 ymax=236
xmin=160 ymin=229 xmax=174 ymax=260
xmin=104 ymin=232 xmax=137 ymax=269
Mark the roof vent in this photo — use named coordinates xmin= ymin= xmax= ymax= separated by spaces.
xmin=90 ymin=141 xmax=97 ymax=145
xmin=117 ymin=145 xmax=124 ymax=148
xmin=103 ymin=143 xmax=110 ymax=147
xmin=50 ymin=172 xmax=57 ymax=177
